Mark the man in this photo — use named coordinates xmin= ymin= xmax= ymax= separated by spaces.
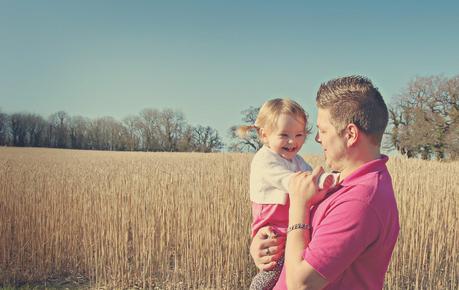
xmin=250 ymin=76 xmax=400 ymax=289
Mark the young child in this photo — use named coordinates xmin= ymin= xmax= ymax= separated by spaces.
xmin=238 ymin=98 xmax=338 ymax=290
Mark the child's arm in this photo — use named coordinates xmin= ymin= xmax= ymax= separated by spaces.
xmin=258 ymin=159 xmax=298 ymax=193
xmin=258 ymin=157 xmax=335 ymax=194
xmin=297 ymin=156 xmax=339 ymax=190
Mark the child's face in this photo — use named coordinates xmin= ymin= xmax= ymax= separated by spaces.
xmin=261 ymin=114 xmax=307 ymax=160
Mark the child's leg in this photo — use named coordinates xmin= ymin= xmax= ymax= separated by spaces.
xmin=249 ymin=256 xmax=284 ymax=290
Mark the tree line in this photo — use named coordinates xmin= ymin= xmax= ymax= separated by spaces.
xmin=1 ymin=75 xmax=457 ymax=159
xmin=0 ymin=108 xmax=224 ymax=153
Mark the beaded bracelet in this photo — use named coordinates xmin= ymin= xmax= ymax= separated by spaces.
xmin=287 ymin=223 xmax=311 ymax=234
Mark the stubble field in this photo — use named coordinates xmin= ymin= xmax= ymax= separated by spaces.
xmin=0 ymin=147 xmax=457 ymax=289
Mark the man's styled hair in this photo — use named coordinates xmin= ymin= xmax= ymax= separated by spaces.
xmin=316 ymin=76 xmax=388 ymax=145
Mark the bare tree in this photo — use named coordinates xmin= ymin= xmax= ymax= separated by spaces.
xmin=228 ymin=106 xmax=263 ymax=152
xmin=0 ymin=109 xmax=10 ymax=145
xmin=106 ymin=117 xmax=129 ymax=151
xmin=177 ymin=124 xmax=194 ymax=152
xmin=86 ymin=117 xmax=126 ymax=150
xmin=156 ymin=109 xmax=186 ymax=152
xmin=386 ymin=75 xmax=459 ymax=160
xmin=123 ymin=115 xmax=143 ymax=151
xmin=443 ymin=76 xmax=459 ymax=159
xmin=48 ymin=111 xmax=70 ymax=148
xmin=69 ymin=116 xmax=89 ymax=149
xmin=10 ymin=113 xmax=28 ymax=146
xmin=26 ymin=114 xmax=47 ymax=147
xmin=192 ymin=125 xmax=224 ymax=152
xmin=138 ymin=108 xmax=161 ymax=151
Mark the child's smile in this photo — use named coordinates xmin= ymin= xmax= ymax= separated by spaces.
xmin=261 ymin=113 xmax=307 ymax=160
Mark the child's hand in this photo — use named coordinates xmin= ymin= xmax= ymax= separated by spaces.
xmin=288 ymin=166 xmax=324 ymax=208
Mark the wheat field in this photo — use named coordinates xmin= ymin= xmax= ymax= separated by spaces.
xmin=0 ymin=147 xmax=457 ymax=289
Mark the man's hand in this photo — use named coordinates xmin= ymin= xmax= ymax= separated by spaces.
xmin=250 ymin=226 xmax=286 ymax=271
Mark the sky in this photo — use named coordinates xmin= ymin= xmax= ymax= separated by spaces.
xmin=0 ymin=0 xmax=458 ymax=154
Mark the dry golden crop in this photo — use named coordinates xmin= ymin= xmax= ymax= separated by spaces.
xmin=0 ymin=147 xmax=457 ymax=289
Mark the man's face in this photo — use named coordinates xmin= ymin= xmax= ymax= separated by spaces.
xmin=315 ymin=108 xmax=347 ymax=171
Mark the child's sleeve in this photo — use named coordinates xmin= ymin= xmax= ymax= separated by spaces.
xmin=261 ymin=160 xmax=296 ymax=193
xmin=297 ymin=155 xmax=313 ymax=172
xmin=257 ymin=152 xmax=306 ymax=191
xmin=250 ymin=150 xmax=312 ymax=204
xmin=260 ymin=155 xmax=313 ymax=192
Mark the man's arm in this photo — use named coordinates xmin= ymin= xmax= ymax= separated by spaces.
xmin=285 ymin=168 xmax=328 ymax=289
xmin=286 ymin=203 xmax=327 ymax=289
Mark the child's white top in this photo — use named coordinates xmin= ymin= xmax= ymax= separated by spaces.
xmin=250 ymin=145 xmax=312 ymax=205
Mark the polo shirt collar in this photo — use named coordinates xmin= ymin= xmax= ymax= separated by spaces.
xmin=340 ymin=154 xmax=389 ymax=187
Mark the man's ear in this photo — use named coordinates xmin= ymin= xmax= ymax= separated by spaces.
xmin=345 ymin=123 xmax=359 ymax=147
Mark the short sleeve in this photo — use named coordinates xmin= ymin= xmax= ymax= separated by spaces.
xmin=262 ymin=160 xmax=295 ymax=192
xmin=296 ymin=155 xmax=313 ymax=172
xmin=304 ymin=199 xmax=380 ymax=281
xmin=250 ymin=149 xmax=296 ymax=199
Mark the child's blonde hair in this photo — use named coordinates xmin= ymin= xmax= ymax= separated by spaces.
xmin=237 ymin=98 xmax=310 ymax=139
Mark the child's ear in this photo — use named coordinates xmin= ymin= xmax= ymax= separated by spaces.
xmin=259 ymin=128 xmax=269 ymax=144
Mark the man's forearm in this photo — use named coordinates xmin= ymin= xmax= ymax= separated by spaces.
xmin=286 ymin=206 xmax=311 ymax=287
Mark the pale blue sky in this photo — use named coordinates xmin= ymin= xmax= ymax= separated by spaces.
xmin=0 ymin=0 xmax=458 ymax=153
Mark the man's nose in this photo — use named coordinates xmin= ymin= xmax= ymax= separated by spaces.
xmin=315 ymin=132 xmax=321 ymax=143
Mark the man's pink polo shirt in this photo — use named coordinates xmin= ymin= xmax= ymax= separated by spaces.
xmin=274 ymin=155 xmax=400 ymax=290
